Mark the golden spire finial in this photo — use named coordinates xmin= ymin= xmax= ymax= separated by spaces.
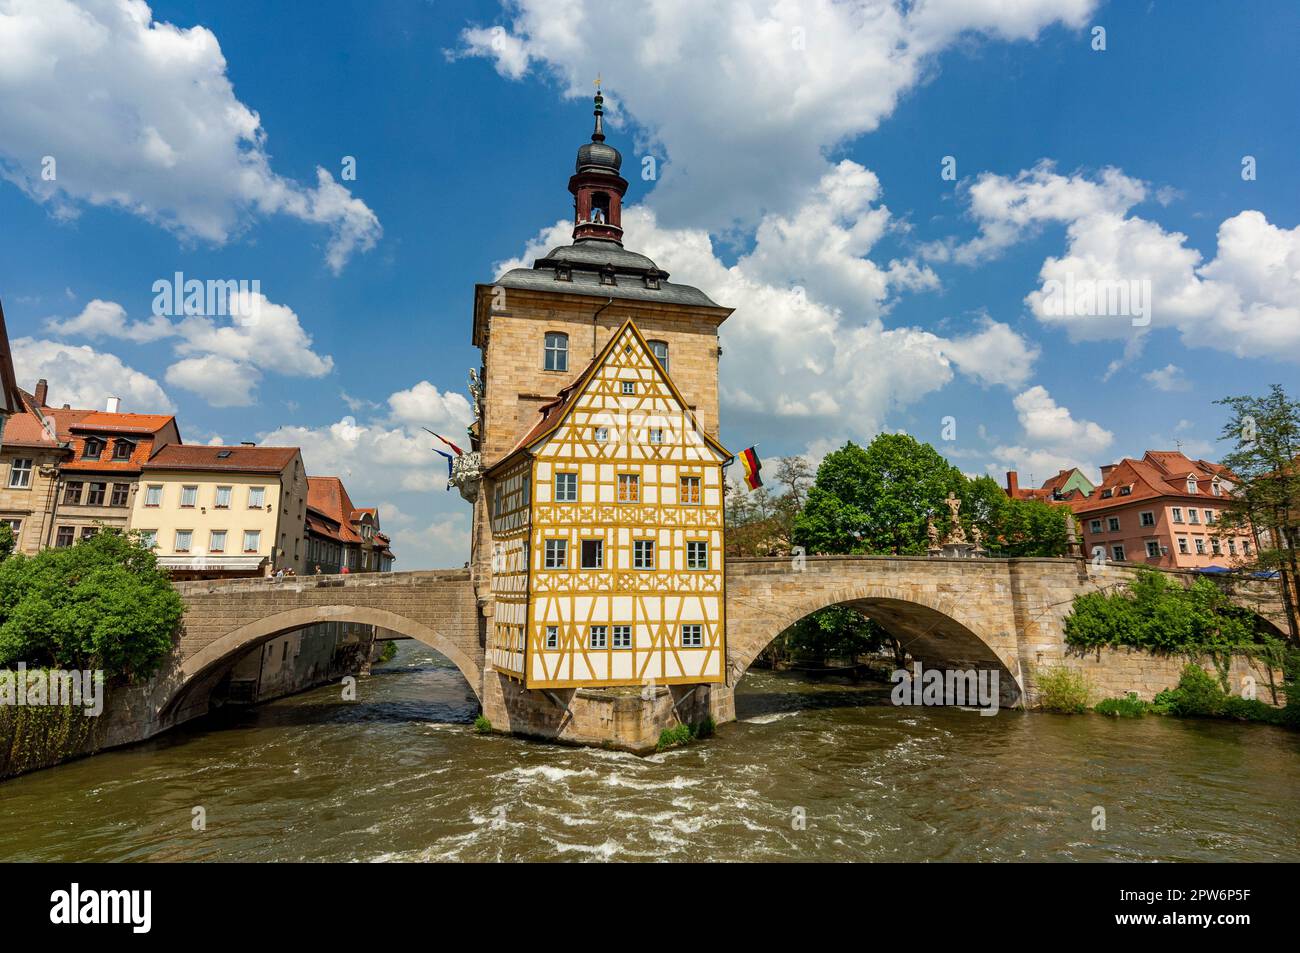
xmin=594 ymin=72 xmax=602 ymax=91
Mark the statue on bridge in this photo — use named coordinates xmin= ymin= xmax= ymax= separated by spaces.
xmin=927 ymin=492 xmax=984 ymax=558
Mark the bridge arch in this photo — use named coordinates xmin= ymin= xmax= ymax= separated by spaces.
xmin=729 ymin=582 xmax=1024 ymax=705
xmin=161 ymin=604 xmax=483 ymax=721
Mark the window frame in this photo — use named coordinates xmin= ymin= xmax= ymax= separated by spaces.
xmin=545 ymin=625 xmax=559 ymax=649
xmin=214 ymin=485 xmax=232 ymax=509
xmin=680 ymin=476 xmax=702 ymax=505
xmin=174 ymin=529 xmax=193 ymax=553
xmin=617 ymin=473 xmax=640 ymax=503
xmin=543 ymin=538 xmax=568 ymax=570
xmin=1111 ymin=544 xmax=1125 ymax=562
xmin=242 ymin=529 xmax=261 ymax=553
xmin=589 ymin=625 xmax=607 ymax=649
xmin=1107 ymin=516 xmax=1120 ymax=532
xmin=681 ymin=624 xmax=703 ymax=648
xmin=209 ymin=529 xmax=227 ymax=553
xmin=554 ymin=471 xmax=578 ymax=503
xmin=686 ymin=540 xmax=709 ymax=570
xmin=580 ymin=538 xmax=604 ymax=570
xmin=1139 ymin=510 xmax=1155 ymax=527
xmin=180 ymin=484 xmax=198 ymax=508
xmin=7 ymin=458 xmax=33 ymax=489
xmin=647 ymin=340 xmax=669 ymax=372
xmin=543 ymin=331 xmax=569 ymax=372
xmin=633 ymin=538 xmax=655 ymax=570
xmin=612 ymin=625 xmax=632 ymax=649
xmin=248 ymin=486 xmax=266 ymax=509
xmin=110 ymin=483 xmax=130 ymax=507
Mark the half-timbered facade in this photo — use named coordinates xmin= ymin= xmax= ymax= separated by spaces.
xmin=486 ymin=319 xmax=729 ymax=688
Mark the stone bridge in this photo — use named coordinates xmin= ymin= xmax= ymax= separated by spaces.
xmin=104 ymin=557 xmax=1290 ymax=750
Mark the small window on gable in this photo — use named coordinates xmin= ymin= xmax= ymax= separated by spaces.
xmin=621 ymin=381 xmax=635 ymax=396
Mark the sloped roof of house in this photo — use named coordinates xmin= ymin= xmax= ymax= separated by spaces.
xmin=142 ymin=444 xmax=300 ymax=472
xmin=1072 ymin=450 xmax=1234 ymax=514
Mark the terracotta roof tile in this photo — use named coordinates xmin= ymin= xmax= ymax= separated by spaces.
xmin=143 ymin=444 xmax=300 ymax=472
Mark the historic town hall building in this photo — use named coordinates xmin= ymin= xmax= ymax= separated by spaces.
xmin=469 ymin=89 xmax=733 ymax=691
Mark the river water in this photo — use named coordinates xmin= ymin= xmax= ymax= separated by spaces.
xmin=2 ymin=641 xmax=1297 ymax=862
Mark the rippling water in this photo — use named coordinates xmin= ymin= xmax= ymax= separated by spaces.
xmin=2 ymin=641 xmax=1297 ymax=862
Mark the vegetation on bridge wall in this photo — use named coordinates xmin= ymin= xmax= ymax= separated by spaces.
xmin=0 ymin=693 xmax=105 ymax=779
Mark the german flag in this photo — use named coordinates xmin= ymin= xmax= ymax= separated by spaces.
xmin=740 ymin=446 xmax=763 ymax=490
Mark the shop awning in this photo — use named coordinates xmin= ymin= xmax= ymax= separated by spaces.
xmin=157 ymin=556 xmax=266 ymax=571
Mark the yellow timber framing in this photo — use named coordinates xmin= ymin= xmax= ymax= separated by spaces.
xmin=486 ymin=317 xmax=731 ymax=690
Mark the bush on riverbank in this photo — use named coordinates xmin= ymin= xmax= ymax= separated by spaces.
xmin=1034 ymin=665 xmax=1092 ymax=713
xmin=1094 ymin=693 xmax=1150 ymax=717
xmin=1152 ymin=663 xmax=1299 ymax=727
xmin=0 ymin=530 xmax=183 ymax=679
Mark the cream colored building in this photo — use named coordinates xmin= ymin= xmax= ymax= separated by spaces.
xmin=131 ymin=444 xmax=308 ymax=577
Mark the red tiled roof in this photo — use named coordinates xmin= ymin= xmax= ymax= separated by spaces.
xmin=1071 ymin=451 xmax=1235 ymax=514
xmin=143 ymin=444 xmax=300 ymax=472
xmin=70 ymin=412 xmax=175 ymax=435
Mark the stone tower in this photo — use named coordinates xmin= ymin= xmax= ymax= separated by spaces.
xmin=468 ymin=89 xmax=734 ymax=607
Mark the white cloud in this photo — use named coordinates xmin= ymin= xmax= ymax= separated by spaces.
xmin=1143 ymin=363 xmax=1190 ymax=392
xmin=44 ymin=299 xmax=173 ymax=342
xmin=937 ymin=164 xmax=1300 ymax=361
xmin=42 ymin=292 xmax=333 ymax=406
xmin=386 ymin=381 xmax=474 ymax=432
xmin=10 ymin=337 xmax=174 ymax=412
xmin=165 ymin=355 xmax=260 ymax=407
xmin=986 ymin=384 xmax=1112 ymax=483
xmin=172 ymin=292 xmax=333 ymax=378
xmin=458 ymin=0 xmax=1095 ymax=229
xmin=0 ymin=0 xmax=380 ymax=272
xmin=1011 ymin=385 xmax=1112 ymax=455
xmin=498 ymin=187 xmax=1040 ymax=450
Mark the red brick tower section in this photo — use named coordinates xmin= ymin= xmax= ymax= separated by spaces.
xmin=568 ymin=86 xmax=627 ymax=244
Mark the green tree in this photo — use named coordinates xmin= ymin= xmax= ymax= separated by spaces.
xmin=1215 ymin=385 xmax=1300 ymax=643
xmin=794 ymin=436 xmax=964 ymax=555
xmin=0 ymin=530 xmax=184 ymax=678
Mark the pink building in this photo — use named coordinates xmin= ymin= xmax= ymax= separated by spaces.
xmin=1068 ymin=451 xmax=1255 ymax=570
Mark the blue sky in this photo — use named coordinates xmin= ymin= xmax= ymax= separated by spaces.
xmin=1 ymin=0 xmax=1297 ymax=567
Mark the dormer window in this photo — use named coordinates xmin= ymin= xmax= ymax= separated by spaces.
xmin=1118 ymin=485 xmax=1132 ymax=496
xmin=600 ymin=264 xmax=617 ymax=286
xmin=643 ymin=272 xmax=661 ymax=291
xmin=112 ymin=439 xmax=134 ymax=460
xmin=83 ymin=437 xmax=104 ymax=460
xmin=1211 ymin=477 xmax=1221 ymax=496
xmin=1100 ymin=488 xmax=1113 ymax=499
xmin=1187 ymin=476 xmax=1198 ymax=494
xmin=555 ymin=264 xmax=572 ymax=282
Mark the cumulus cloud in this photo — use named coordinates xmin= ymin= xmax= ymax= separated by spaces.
xmin=498 ymin=180 xmax=1039 ymax=450
xmin=387 ymin=380 xmax=474 ymax=431
xmin=987 ymin=385 xmax=1113 ymax=482
xmin=933 ymin=164 xmax=1300 ymax=361
xmin=11 ymin=337 xmax=174 ymax=412
xmin=42 ymin=291 xmax=333 ymax=406
xmin=457 ymin=0 xmax=1095 ymax=229
xmin=165 ymin=355 xmax=260 ymax=408
xmin=44 ymin=299 xmax=173 ymax=343
xmin=0 ymin=0 xmax=380 ymax=272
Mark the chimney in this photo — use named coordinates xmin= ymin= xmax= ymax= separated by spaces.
xmin=34 ymin=379 xmax=48 ymax=406
xmin=105 ymin=396 xmax=121 ymax=414
xmin=1100 ymin=464 xmax=1117 ymax=480
xmin=1006 ymin=471 xmax=1020 ymax=498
